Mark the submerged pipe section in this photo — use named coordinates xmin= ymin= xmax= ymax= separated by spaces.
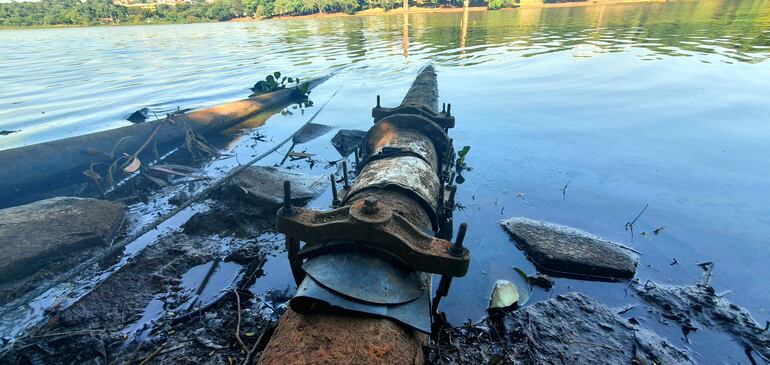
xmin=260 ymin=66 xmax=469 ymax=364
xmin=401 ymin=65 xmax=438 ymax=112
xmin=0 ymin=77 xmax=328 ymax=209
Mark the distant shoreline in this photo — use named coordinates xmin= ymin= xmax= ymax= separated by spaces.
xmin=259 ymin=0 xmax=669 ymax=22
xmin=1 ymin=0 xmax=669 ymax=30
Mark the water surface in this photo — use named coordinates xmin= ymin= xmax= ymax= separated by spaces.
xmin=2 ymin=1 xmax=770 ymax=362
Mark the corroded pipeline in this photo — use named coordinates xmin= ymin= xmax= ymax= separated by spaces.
xmin=259 ymin=67 xmax=468 ymax=364
xmin=401 ymin=65 xmax=439 ymax=112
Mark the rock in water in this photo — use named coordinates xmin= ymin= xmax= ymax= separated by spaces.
xmin=185 ymin=167 xmax=325 ymax=237
xmin=0 ymin=197 xmax=125 ymax=284
xmin=331 ymin=129 xmax=366 ymax=157
xmin=126 ymin=107 xmax=149 ymax=123
xmin=501 ymin=217 xmax=638 ymax=281
xmin=217 ymin=166 xmax=325 ymax=209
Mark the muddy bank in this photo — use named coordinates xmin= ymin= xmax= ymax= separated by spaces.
xmin=429 ymin=292 xmax=691 ymax=364
xmin=0 ymin=166 xmax=323 ymax=364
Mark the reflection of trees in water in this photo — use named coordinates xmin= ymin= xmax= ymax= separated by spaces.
xmin=407 ymin=0 xmax=770 ymax=63
xmin=240 ymin=0 xmax=768 ymax=66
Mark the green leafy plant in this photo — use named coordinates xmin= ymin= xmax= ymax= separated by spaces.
xmin=454 ymin=145 xmax=471 ymax=184
xmin=456 ymin=146 xmax=471 ymax=167
xmin=487 ymin=0 xmax=513 ymax=10
xmin=250 ymin=71 xmax=311 ymax=100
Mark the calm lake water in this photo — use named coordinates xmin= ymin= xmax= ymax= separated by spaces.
xmin=2 ymin=0 xmax=770 ymax=361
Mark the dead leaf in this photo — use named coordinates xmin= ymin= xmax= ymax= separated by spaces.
xmin=653 ymin=226 xmax=668 ymax=235
xmin=288 ymin=151 xmax=316 ymax=159
xmin=123 ymin=157 xmax=141 ymax=173
xmin=513 ymin=267 xmax=529 ymax=284
xmin=489 ymin=280 xmax=519 ymax=310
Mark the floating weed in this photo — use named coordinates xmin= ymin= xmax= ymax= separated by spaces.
xmin=516 ymin=192 xmax=530 ymax=205
xmin=624 ymin=203 xmax=649 ymax=241
xmin=561 ymin=179 xmax=571 ymax=200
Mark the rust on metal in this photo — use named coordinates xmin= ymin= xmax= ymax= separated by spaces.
xmin=371 ymin=66 xmax=455 ymax=129
xmin=275 ymin=201 xmax=470 ymax=277
xmin=343 ymin=157 xmax=441 ymax=228
xmin=364 ymin=116 xmax=448 ymax=167
xmin=258 ymin=309 xmax=427 ymax=365
xmin=262 ymin=66 xmax=467 ymax=365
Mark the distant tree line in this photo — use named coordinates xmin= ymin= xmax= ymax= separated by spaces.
xmin=0 ymin=0 xmax=502 ymax=27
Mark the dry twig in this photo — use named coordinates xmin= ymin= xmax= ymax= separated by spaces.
xmin=233 ymin=288 xmax=247 ymax=352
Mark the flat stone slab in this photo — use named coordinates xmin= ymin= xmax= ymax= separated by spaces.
xmin=501 ymin=217 xmax=638 ymax=280
xmin=216 ymin=166 xmax=326 ymax=209
xmin=429 ymin=292 xmax=692 ymax=364
xmin=0 ymin=197 xmax=125 ymax=283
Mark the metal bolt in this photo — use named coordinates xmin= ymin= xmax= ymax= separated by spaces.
xmin=354 ymin=146 xmax=361 ymax=170
xmin=442 ymin=103 xmax=446 ymax=113
xmin=330 ymin=173 xmax=340 ymax=206
xmin=448 ymin=185 xmax=457 ymax=206
xmin=447 ymin=103 xmax=452 ymax=117
xmin=376 ymin=95 xmax=381 ymax=108
xmin=282 ymin=180 xmax=295 ymax=216
xmin=362 ymin=197 xmax=380 ymax=215
xmin=342 ymin=160 xmax=351 ymax=189
xmin=449 ymin=222 xmax=467 ymax=256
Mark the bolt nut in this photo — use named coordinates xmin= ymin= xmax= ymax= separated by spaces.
xmin=362 ymin=197 xmax=380 ymax=214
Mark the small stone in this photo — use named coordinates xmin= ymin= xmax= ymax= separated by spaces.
xmin=528 ymin=273 xmax=554 ymax=290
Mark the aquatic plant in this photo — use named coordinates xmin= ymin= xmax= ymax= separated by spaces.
xmin=455 ymin=145 xmax=471 ymax=184
xmin=250 ymin=72 xmax=311 ymax=99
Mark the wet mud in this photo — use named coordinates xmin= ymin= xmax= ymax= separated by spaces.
xmin=0 ymin=160 xmax=317 ymax=365
xmin=633 ymin=280 xmax=770 ymax=362
xmin=429 ymin=292 xmax=692 ymax=365
xmin=1 ymin=193 xmax=278 ymax=364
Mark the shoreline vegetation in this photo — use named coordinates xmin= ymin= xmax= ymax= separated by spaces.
xmin=1 ymin=0 xmax=668 ymax=29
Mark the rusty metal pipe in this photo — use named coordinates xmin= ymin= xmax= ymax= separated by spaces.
xmin=260 ymin=66 xmax=465 ymax=365
xmin=401 ymin=66 xmax=439 ymax=112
